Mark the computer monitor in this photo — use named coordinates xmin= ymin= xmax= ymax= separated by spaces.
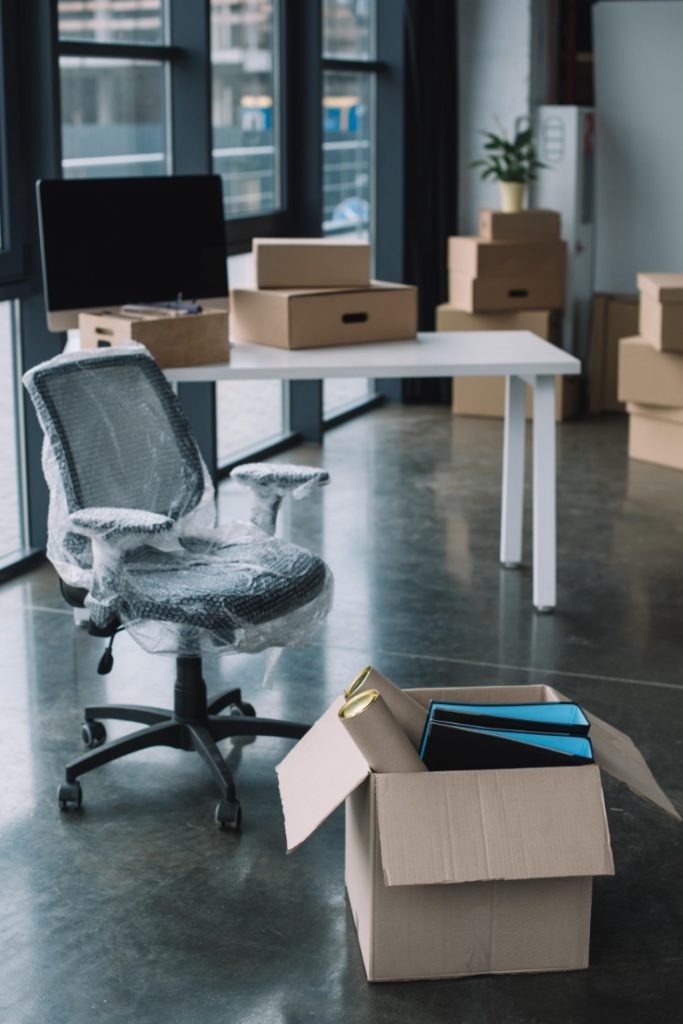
xmin=37 ymin=175 xmax=229 ymax=331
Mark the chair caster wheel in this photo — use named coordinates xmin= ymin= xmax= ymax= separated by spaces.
xmin=81 ymin=719 xmax=107 ymax=748
xmin=215 ymin=799 xmax=241 ymax=831
xmin=239 ymin=702 xmax=256 ymax=717
xmin=58 ymin=781 xmax=83 ymax=810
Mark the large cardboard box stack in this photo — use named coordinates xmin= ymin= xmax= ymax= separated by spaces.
xmin=231 ymin=238 xmax=417 ymax=349
xmin=618 ymin=274 xmax=683 ymax=471
xmin=440 ymin=210 xmax=574 ymax=420
xmin=277 ymin=682 xmax=679 ymax=983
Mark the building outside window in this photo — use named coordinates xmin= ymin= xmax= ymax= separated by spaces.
xmin=58 ymin=1 xmax=170 ymax=179
xmin=211 ymin=0 xmax=280 ymax=219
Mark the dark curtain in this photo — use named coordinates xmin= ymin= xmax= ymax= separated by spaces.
xmin=402 ymin=0 xmax=459 ymax=403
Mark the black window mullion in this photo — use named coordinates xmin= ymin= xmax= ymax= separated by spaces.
xmin=58 ymin=40 xmax=183 ymax=62
xmin=17 ymin=0 xmax=64 ymax=552
xmin=166 ymin=0 xmax=217 ymax=478
xmin=283 ymin=0 xmax=324 ymax=443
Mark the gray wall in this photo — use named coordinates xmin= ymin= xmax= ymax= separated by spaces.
xmin=456 ymin=0 xmax=560 ymax=234
xmin=593 ymin=1 xmax=683 ymax=290
xmin=457 ymin=0 xmax=534 ymax=234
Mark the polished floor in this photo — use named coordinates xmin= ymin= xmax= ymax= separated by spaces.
xmin=1 ymin=407 xmax=682 ymax=1024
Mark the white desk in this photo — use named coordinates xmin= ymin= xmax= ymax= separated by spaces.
xmin=167 ymin=331 xmax=581 ymax=612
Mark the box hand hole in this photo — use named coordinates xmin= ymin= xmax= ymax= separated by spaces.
xmin=342 ymin=312 xmax=368 ymax=324
xmin=508 ymin=289 xmax=529 ymax=298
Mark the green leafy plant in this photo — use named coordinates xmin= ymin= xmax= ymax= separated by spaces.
xmin=471 ymin=125 xmax=546 ymax=184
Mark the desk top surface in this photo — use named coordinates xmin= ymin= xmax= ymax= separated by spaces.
xmin=165 ymin=331 xmax=581 ymax=383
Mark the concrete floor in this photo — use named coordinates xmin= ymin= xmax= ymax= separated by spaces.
xmin=1 ymin=407 xmax=682 ymax=1024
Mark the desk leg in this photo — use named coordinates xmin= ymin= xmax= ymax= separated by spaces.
xmin=532 ymin=375 xmax=556 ymax=613
xmin=500 ymin=375 xmax=526 ymax=568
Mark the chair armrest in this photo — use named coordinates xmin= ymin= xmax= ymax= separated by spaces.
xmin=66 ymin=509 xmax=173 ymax=632
xmin=230 ymin=463 xmax=330 ymax=534
xmin=68 ymin=507 xmax=174 ymax=539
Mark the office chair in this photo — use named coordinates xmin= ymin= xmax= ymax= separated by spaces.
xmin=23 ymin=345 xmax=332 ymax=831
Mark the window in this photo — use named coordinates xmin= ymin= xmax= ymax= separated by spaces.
xmin=322 ymin=72 xmax=371 ymax=237
xmin=322 ymin=0 xmax=377 ymax=416
xmin=57 ymin=0 xmax=167 ymax=45
xmin=211 ymin=0 xmax=281 ymax=218
xmin=216 ymin=252 xmax=286 ymax=465
xmin=323 ymin=0 xmax=373 ymax=59
xmin=0 ymin=302 xmax=26 ymax=564
xmin=60 ymin=57 xmax=169 ymax=178
xmin=57 ymin=2 xmax=175 ymax=180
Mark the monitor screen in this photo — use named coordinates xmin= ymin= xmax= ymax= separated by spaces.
xmin=37 ymin=175 xmax=228 ymax=329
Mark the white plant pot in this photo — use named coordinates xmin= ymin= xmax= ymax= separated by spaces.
xmin=499 ymin=181 xmax=526 ymax=213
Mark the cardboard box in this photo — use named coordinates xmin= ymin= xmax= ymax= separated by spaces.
xmin=448 ymin=237 xmax=567 ymax=280
xmin=618 ymin=335 xmax=683 ymax=407
xmin=589 ymin=294 xmax=639 ymax=414
xmin=479 ymin=209 xmax=561 ymax=242
xmin=453 ymin=375 xmax=579 ymax=422
xmin=78 ymin=308 xmax=230 ymax=369
xmin=231 ymin=281 xmax=417 ymax=349
xmin=277 ymin=683 xmax=678 ymax=983
xmin=637 ymin=273 xmax=683 ymax=353
xmin=253 ymin=237 xmax=371 ymax=289
xmin=627 ymin=402 xmax=683 ymax=471
xmin=449 ymin=271 xmax=565 ymax=313
xmin=435 ymin=306 xmax=576 ymax=422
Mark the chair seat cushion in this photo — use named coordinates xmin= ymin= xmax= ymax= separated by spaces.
xmin=120 ymin=534 xmax=327 ymax=633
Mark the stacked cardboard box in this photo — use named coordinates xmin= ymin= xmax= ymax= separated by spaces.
xmin=439 ymin=209 xmax=575 ymax=419
xmin=588 ymin=293 xmax=639 ymax=413
xmin=231 ymin=238 xmax=417 ymax=349
xmin=618 ymin=274 xmax=683 ymax=471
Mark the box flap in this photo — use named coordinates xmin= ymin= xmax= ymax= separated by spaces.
xmin=549 ymin=688 xmax=680 ymax=820
xmin=375 ymin=765 xmax=614 ymax=886
xmin=280 ymin=280 xmax=414 ymax=299
xmin=637 ymin=273 xmax=683 ymax=303
xmin=275 ymin=696 xmax=370 ymax=852
xmin=254 ymin=236 xmax=368 ymax=249
xmin=406 ymin=683 xmax=557 ymax=710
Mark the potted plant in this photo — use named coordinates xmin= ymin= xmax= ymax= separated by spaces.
xmin=471 ymin=124 xmax=546 ymax=213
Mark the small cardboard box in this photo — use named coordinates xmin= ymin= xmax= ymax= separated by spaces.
xmin=627 ymin=402 xmax=683 ymax=471
xmin=448 ymin=237 xmax=567 ymax=280
xmin=589 ymin=294 xmax=639 ymax=414
xmin=618 ymin=335 xmax=683 ymax=407
xmin=277 ymin=683 xmax=678 ymax=983
xmin=435 ymin=306 xmax=576 ymax=422
xmin=79 ymin=308 xmax=230 ymax=369
xmin=637 ymin=273 xmax=683 ymax=353
xmin=479 ymin=209 xmax=561 ymax=242
xmin=231 ymin=281 xmax=417 ymax=349
xmin=254 ymin=237 xmax=371 ymax=289
xmin=449 ymin=271 xmax=565 ymax=313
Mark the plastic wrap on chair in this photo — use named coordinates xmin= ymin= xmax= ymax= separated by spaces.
xmin=231 ymin=463 xmax=330 ymax=534
xmin=23 ymin=344 xmax=333 ymax=657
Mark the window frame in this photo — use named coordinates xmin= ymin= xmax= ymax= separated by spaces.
xmin=0 ymin=0 xmax=27 ymax=285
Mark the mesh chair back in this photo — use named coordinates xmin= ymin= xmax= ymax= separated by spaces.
xmin=27 ymin=349 xmax=205 ymax=519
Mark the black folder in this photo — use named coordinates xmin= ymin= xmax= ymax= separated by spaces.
xmin=421 ymin=721 xmax=594 ymax=773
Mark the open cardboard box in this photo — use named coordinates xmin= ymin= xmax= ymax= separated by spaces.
xmin=277 ymin=683 xmax=679 ymax=983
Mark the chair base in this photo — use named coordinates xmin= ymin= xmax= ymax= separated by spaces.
xmin=58 ymin=657 xmax=308 ymax=831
